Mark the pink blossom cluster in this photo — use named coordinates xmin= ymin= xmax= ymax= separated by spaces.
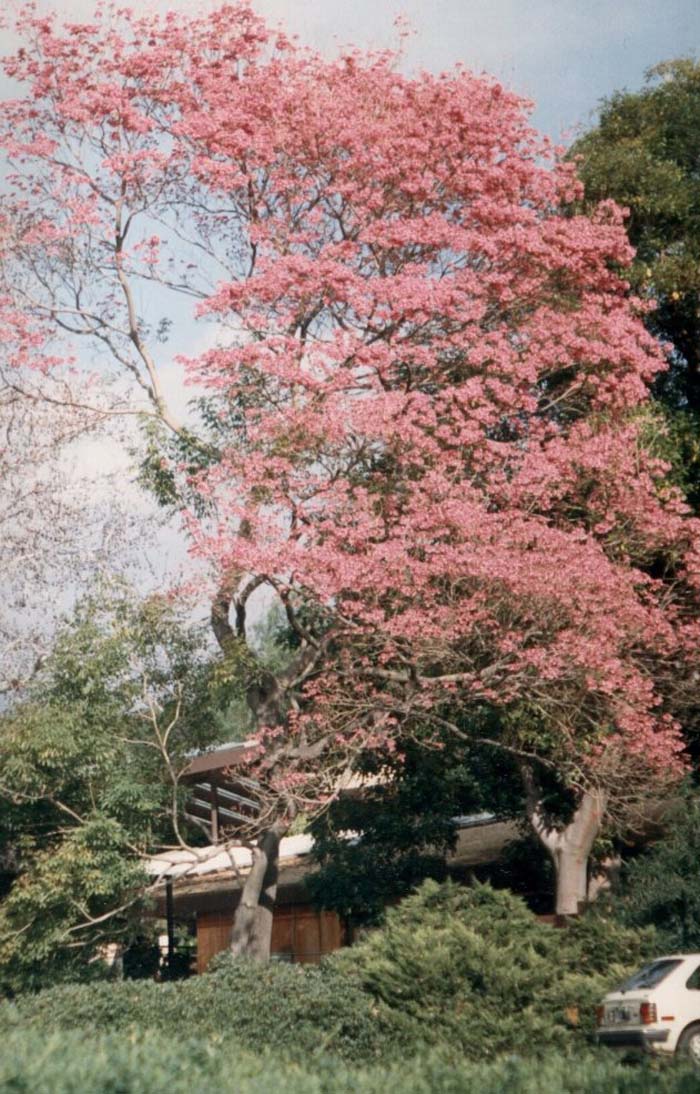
xmin=2 ymin=4 xmax=699 ymax=796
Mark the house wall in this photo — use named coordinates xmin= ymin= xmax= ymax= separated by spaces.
xmin=196 ymin=912 xmax=234 ymax=974
xmin=196 ymin=903 xmax=344 ymax=973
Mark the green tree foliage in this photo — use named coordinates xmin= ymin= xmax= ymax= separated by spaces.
xmin=476 ymin=831 xmax=554 ymax=914
xmin=0 ymin=583 xmax=229 ymax=992
xmin=609 ymin=788 xmax=700 ymax=951
xmin=307 ymin=727 xmax=523 ymax=924
xmin=573 ymin=59 xmax=700 ymax=503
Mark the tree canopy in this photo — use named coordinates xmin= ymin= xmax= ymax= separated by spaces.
xmin=0 ymin=586 xmax=227 ymax=991
xmin=307 ymin=725 xmax=523 ymax=924
xmin=2 ymin=5 xmax=700 ymax=932
xmin=573 ymin=60 xmax=700 ymax=504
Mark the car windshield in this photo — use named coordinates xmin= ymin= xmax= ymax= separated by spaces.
xmin=617 ymin=960 xmax=682 ymax=992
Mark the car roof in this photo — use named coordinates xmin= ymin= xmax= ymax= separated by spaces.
xmin=651 ymin=955 xmax=700 ymax=962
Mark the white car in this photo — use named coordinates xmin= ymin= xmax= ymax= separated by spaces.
xmin=596 ymin=955 xmax=700 ymax=1061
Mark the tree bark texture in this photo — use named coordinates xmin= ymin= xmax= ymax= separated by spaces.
xmin=230 ymin=824 xmax=285 ymax=961
xmin=525 ymin=780 xmax=607 ymax=917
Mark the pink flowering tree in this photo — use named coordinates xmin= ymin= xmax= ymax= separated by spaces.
xmin=2 ymin=4 xmax=700 ymax=943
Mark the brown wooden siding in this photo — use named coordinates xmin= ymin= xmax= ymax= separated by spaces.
xmin=196 ymin=911 xmax=234 ymax=974
xmin=196 ymin=903 xmax=343 ymax=973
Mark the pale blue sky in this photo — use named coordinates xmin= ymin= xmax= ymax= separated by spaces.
xmin=252 ymin=0 xmax=699 ymax=140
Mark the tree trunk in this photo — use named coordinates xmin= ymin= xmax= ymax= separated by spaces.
xmin=211 ymin=586 xmax=311 ymax=961
xmin=523 ymin=772 xmax=607 ymax=917
xmin=230 ymin=824 xmax=286 ymax=961
xmin=551 ymin=842 xmax=590 ymax=917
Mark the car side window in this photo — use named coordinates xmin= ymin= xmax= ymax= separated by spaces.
xmin=685 ymin=965 xmax=700 ymax=990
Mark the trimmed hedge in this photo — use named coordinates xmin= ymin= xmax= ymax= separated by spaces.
xmin=0 ymin=956 xmax=395 ymax=1063
xmin=0 ymin=1032 xmax=698 ymax=1094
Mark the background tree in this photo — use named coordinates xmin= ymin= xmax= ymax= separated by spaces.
xmin=0 ymin=289 xmax=157 ymax=692
xmin=573 ymin=59 xmax=700 ymax=505
xmin=308 ymin=723 xmax=522 ymax=926
xmin=608 ymin=783 xmax=700 ymax=952
xmin=0 ymin=584 xmax=230 ymax=992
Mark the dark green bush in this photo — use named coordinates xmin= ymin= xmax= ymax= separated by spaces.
xmin=0 ymin=954 xmax=394 ymax=1063
xmin=0 ymin=1031 xmax=698 ymax=1094
xmin=610 ymin=791 xmax=700 ymax=953
xmin=330 ymin=880 xmax=658 ymax=1057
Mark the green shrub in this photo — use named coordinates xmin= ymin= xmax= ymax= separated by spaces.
xmin=0 ymin=1031 xmax=698 ymax=1094
xmin=0 ymin=954 xmax=394 ymax=1063
xmin=330 ymin=879 xmax=658 ymax=1058
xmin=0 ymin=880 xmax=658 ymax=1066
xmin=562 ymin=909 xmax=662 ymax=1037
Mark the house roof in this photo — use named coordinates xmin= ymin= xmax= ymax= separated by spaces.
xmin=146 ymin=817 xmax=518 ymax=885
xmin=146 ymin=833 xmax=314 ymax=881
xmin=145 ymin=816 xmax=520 ymax=918
xmin=183 ymin=740 xmax=255 ymax=780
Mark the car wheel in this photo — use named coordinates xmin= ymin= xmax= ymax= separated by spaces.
xmin=677 ymin=1023 xmax=700 ymax=1065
